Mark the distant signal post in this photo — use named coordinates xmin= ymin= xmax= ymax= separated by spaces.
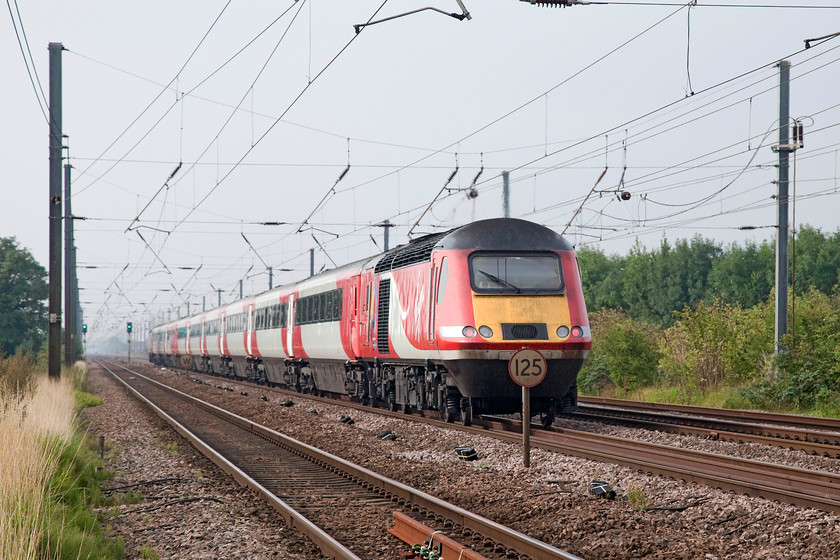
xmin=127 ymin=322 xmax=133 ymax=363
xmin=509 ymin=347 xmax=547 ymax=468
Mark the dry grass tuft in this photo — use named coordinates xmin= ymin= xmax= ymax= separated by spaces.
xmin=0 ymin=372 xmax=76 ymax=560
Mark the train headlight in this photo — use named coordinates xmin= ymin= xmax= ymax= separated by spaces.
xmin=571 ymin=326 xmax=584 ymax=338
xmin=556 ymin=325 xmax=570 ymax=338
xmin=478 ymin=325 xmax=493 ymax=338
xmin=462 ymin=326 xmax=478 ymax=338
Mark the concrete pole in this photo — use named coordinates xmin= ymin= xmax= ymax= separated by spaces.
xmin=775 ymin=61 xmax=791 ymax=355
xmin=64 ymin=162 xmax=73 ymax=365
xmin=48 ymin=42 xmax=64 ymax=379
xmin=502 ymin=171 xmax=510 ymax=218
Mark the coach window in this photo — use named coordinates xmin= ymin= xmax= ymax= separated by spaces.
xmin=333 ymin=289 xmax=342 ymax=320
xmin=436 ymin=257 xmax=449 ymax=305
xmin=324 ymin=292 xmax=332 ymax=321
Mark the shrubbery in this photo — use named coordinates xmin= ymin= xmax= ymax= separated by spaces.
xmin=581 ymin=289 xmax=840 ymax=416
xmin=579 ymin=225 xmax=840 ymax=414
xmin=578 ymin=309 xmax=661 ymax=396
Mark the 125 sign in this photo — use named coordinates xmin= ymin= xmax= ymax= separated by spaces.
xmin=508 ymin=348 xmax=547 ymax=388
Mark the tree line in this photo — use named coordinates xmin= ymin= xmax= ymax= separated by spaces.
xmin=577 ymin=225 xmax=840 ymax=414
xmin=578 ymin=224 xmax=840 ymax=328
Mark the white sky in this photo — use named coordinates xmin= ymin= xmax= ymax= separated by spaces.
xmin=3 ymin=1 xmax=839 ymax=343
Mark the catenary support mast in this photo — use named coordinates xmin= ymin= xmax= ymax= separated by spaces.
xmin=775 ymin=60 xmax=791 ymax=354
xmin=48 ymin=42 xmax=64 ymax=378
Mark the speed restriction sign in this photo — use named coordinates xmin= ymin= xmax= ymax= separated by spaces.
xmin=508 ymin=348 xmax=547 ymax=387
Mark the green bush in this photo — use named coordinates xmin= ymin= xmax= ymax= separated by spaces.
xmin=659 ymin=299 xmax=773 ymax=391
xmin=578 ymin=309 xmax=661 ymax=394
xmin=771 ymin=289 xmax=840 ymax=410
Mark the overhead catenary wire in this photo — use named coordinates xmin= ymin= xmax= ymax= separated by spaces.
xmin=170 ymin=0 xmax=391 ymax=236
xmin=73 ymin=0 xmax=234 ymax=192
xmin=6 ymin=0 xmax=49 ymax=125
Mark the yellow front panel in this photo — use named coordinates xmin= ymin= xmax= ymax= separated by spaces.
xmin=471 ymin=294 xmax=571 ymax=341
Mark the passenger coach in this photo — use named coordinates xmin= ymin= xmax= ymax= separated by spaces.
xmin=149 ymin=218 xmax=591 ymax=426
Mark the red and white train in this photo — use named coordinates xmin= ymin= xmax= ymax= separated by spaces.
xmin=149 ymin=218 xmax=590 ymax=426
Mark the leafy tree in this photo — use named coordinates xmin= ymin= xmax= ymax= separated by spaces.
xmin=0 ymin=238 xmax=48 ymax=355
xmin=793 ymin=225 xmax=840 ymax=295
xmin=577 ymin=246 xmax=624 ymax=311
xmin=707 ymin=240 xmax=774 ymax=308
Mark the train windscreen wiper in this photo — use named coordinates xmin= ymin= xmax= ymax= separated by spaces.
xmin=479 ymin=270 xmax=521 ymax=293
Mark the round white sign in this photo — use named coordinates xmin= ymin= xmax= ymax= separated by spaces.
xmin=508 ymin=348 xmax=547 ymax=388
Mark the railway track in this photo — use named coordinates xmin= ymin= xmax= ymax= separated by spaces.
xmin=117 ymin=361 xmax=840 ymax=513
xmin=576 ymin=396 xmax=840 ymax=451
xmin=474 ymin=417 xmax=840 ymax=513
xmin=97 ymin=360 xmax=582 ymax=560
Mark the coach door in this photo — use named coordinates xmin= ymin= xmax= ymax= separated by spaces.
xmin=359 ymin=275 xmax=373 ymax=352
xmin=285 ymin=295 xmax=294 ymax=358
xmin=350 ymin=278 xmax=361 ymax=357
xmin=429 ymin=255 xmax=448 ymax=345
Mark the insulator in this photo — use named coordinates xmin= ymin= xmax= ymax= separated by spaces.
xmin=527 ymin=0 xmax=585 ymax=6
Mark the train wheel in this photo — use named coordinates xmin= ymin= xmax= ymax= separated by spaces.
xmin=540 ymin=400 xmax=557 ymax=428
xmin=540 ymin=411 xmax=555 ymax=428
xmin=461 ymin=398 xmax=473 ymax=427
xmin=439 ymin=405 xmax=458 ymax=423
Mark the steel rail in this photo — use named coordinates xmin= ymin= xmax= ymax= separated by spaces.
xmin=579 ymin=396 xmax=840 ymax=434
xmin=97 ymin=361 xmax=362 ymax=560
xmin=117 ymin=362 xmax=840 ymax=513
xmin=101 ymin=360 xmax=583 ymax=560
xmin=571 ymin=410 xmax=840 ymax=456
xmin=473 ymin=417 xmax=840 ymax=513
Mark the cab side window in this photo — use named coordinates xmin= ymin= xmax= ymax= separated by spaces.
xmin=436 ymin=257 xmax=449 ymax=305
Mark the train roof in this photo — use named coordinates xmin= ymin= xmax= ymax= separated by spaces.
xmin=372 ymin=218 xmax=571 ymax=273
xmin=438 ymin=218 xmax=573 ymax=252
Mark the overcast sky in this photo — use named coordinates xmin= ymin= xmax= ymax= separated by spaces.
xmin=3 ymin=0 xmax=839 ymax=344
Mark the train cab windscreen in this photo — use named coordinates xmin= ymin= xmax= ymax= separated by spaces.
xmin=469 ymin=253 xmax=564 ymax=294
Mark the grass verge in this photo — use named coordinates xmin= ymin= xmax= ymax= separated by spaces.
xmin=0 ymin=356 xmax=124 ymax=560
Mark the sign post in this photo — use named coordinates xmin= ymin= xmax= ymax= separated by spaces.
xmin=508 ymin=347 xmax=547 ymax=468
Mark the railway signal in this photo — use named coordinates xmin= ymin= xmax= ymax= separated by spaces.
xmin=127 ymin=321 xmax=132 ymax=362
